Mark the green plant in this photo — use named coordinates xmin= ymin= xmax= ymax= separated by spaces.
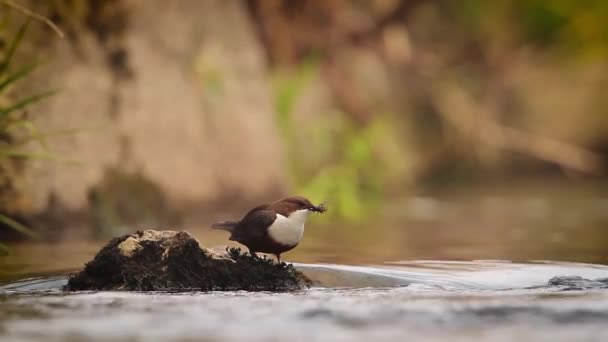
xmin=273 ymin=60 xmax=387 ymax=221
xmin=296 ymin=119 xmax=388 ymax=220
xmin=0 ymin=17 xmax=58 ymax=254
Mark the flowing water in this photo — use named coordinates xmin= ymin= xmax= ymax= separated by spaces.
xmin=1 ymin=183 xmax=608 ymax=341
xmin=1 ymin=261 xmax=608 ymax=341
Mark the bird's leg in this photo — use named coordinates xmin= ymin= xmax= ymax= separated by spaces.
xmin=275 ymin=254 xmax=281 ymax=264
xmin=249 ymin=249 xmax=258 ymax=259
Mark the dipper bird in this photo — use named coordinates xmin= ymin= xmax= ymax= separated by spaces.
xmin=211 ymin=196 xmax=327 ymax=262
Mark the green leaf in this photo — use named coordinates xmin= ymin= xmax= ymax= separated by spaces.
xmin=273 ymin=56 xmax=320 ymax=134
xmin=0 ymin=18 xmax=31 ymax=75
xmin=0 ymin=89 xmax=58 ymax=119
xmin=0 ymin=214 xmax=40 ymax=240
xmin=0 ymin=62 xmax=40 ymax=94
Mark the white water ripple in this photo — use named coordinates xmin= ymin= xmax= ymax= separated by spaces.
xmin=1 ymin=261 xmax=608 ymax=342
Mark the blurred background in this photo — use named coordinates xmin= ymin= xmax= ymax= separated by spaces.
xmin=1 ymin=0 xmax=607 ymax=278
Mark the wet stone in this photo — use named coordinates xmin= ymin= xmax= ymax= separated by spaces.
xmin=548 ymin=275 xmax=608 ymax=290
xmin=65 ymin=230 xmax=310 ymax=292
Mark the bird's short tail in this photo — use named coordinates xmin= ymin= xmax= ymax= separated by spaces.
xmin=210 ymin=220 xmax=239 ymax=233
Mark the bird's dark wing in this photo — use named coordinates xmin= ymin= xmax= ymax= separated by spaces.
xmin=211 ymin=203 xmax=270 ymax=233
xmin=241 ymin=203 xmax=271 ymax=219
xmin=231 ymin=207 xmax=276 ymax=243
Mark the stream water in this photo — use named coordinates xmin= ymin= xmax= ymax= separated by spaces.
xmin=1 ymin=184 xmax=608 ymax=341
xmin=1 ymin=261 xmax=608 ymax=341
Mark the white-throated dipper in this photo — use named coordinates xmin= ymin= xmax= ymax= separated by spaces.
xmin=211 ymin=196 xmax=327 ymax=262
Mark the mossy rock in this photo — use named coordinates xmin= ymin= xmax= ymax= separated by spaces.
xmin=65 ymin=230 xmax=310 ymax=292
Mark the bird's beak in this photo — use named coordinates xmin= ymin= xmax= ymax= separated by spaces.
xmin=309 ymin=203 xmax=327 ymax=213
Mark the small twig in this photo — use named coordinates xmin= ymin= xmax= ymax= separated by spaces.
xmin=1 ymin=0 xmax=65 ymax=38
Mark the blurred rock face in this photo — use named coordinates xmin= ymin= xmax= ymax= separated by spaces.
xmin=3 ymin=0 xmax=608 ymax=239
xmin=19 ymin=1 xmax=285 ymax=233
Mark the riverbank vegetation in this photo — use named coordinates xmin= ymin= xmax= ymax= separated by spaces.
xmin=0 ymin=2 xmax=65 ymax=252
xmin=0 ymin=1 xmax=606 ymax=248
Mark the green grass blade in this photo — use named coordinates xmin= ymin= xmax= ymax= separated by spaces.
xmin=0 ymin=18 xmax=31 ymax=74
xmin=0 ymin=62 xmax=39 ymax=93
xmin=0 ymin=150 xmax=57 ymax=159
xmin=8 ymin=119 xmax=49 ymax=150
xmin=0 ymin=214 xmax=40 ymax=239
xmin=6 ymin=124 xmax=100 ymax=146
xmin=0 ymin=89 xmax=58 ymax=119
xmin=0 ymin=149 xmax=81 ymax=165
xmin=0 ymin=242 xmax=8 ymax=256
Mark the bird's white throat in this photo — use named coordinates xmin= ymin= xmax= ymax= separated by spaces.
xmin=267 ymin=209 xmax=310 ymax=246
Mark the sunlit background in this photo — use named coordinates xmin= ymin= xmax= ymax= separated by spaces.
xmin=1 ymin=0 xmax=608 ymax=280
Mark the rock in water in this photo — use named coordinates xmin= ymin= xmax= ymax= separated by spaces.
xmin=548 ymin=275 xmax=608 ymax=290
xmin=65 ymin=230 xmax=310 ymax=291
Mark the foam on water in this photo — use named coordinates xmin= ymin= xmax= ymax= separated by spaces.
xmin=296 ymin=260 xmax=608 ymax=290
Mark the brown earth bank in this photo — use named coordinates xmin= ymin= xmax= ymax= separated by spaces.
xmin=2 ymin=0 xmax=607 ymax=242
xmin=1 ymin=1 xmax=286 ymax=240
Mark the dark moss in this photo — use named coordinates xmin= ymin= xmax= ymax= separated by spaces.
xmin=65 ymin=230 xmax=310 ymax=292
